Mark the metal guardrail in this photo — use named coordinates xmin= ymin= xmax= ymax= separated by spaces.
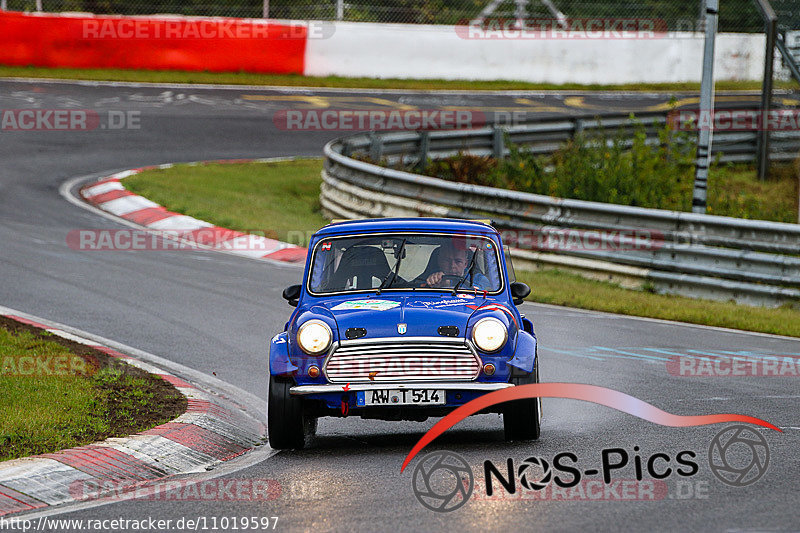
xmin=341 ymin=113 xmax=800 ymax=164
xmin=321 ymin=113 xmax=800 ymax=307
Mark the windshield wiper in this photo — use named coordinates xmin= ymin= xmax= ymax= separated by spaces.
xmin=377 ymin=238 xmax=407 ymax=295
xmin=452 ymin=248 xmax=478 ymax=294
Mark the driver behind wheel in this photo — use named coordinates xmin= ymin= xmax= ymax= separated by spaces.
xmin=424 ymin=241 xmax=490 ymax=289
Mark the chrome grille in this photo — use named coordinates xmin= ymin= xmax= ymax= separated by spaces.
xmin=324 ymin=337 xmax=481 ymax=383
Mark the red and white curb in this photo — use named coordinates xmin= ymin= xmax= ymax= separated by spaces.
xmin=79 ymin=159 xmax=308 ymax=264
xmin=0 ymin=307 xmax=266 ymax=517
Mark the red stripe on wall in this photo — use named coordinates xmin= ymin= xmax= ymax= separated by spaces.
xmin=0 ymin=11 xmax=306 ymax=74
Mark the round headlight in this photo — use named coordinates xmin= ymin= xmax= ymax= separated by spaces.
xmin=297 ymin=320 xmax=332 ymax=355
xmin=471 ymin=317 xmax=507 ymax=353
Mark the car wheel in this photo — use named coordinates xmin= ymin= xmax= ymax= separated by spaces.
xmin=503 ymin=360 xmax=541 ymax=441
xmin=268 ymin=374 xmax=307 ymax=450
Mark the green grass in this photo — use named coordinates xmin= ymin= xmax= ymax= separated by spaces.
xmin=121 ymin=159 xmax=800 ymax=338
xmin=515 ymin=269 xmax=800 ymax=337
xmin=0 ymin=327 xmax=106 ymax=461
xmin=0 ymin=324 xmax=184 ymax=462
xmin=2 ymin=65 xmax=797 ymax=92
xmin=707 ymin=164 xmax=799 ymax=222
xmin=124 ymin=159 xmax=330 ymax=244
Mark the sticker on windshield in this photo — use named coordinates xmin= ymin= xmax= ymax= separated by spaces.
xmin=331 ymin=300 xmax=401 ymax=311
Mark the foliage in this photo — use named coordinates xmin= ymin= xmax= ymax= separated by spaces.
xmin=421 ymin=118 xmax=697 ymax=209
xmin=405 ymin=118 xmax=798 ymax=223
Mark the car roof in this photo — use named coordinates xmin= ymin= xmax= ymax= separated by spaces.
xmin=313 ymin=217 xmax=498 ymax=238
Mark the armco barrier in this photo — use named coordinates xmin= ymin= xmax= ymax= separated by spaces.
xmin=0 ymin=11 xmax=306 ymax=73
xmin=321 ymin=114 xmax=800 ymax=307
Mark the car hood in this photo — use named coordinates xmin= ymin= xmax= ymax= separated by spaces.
xmin=319 ymin=294 xmax=488 ymax=339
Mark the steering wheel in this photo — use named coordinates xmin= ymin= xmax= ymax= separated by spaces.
xmin=418 ymin=274 xmax=464 ymax=288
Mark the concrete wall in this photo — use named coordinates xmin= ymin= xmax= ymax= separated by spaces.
xmin=305 ymin=21 xmax=766 ymax=84
xmin=0 ymin=12 xmax=767 ymax=84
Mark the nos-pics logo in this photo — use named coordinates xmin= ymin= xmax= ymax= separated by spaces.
xmin=411 ymin=425 xmax=770 ymax=512
xmin=411 ymin=451 xmax=474 ymax=512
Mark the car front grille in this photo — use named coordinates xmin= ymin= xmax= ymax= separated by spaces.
xmin=323 ymin=337 xmax=482 ymax=383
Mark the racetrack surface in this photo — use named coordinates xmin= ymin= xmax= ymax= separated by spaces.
xmin=0 ymin=79 xmax=798 ymax=532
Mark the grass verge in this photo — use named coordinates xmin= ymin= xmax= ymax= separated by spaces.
xmin=514 ymin=269 xmax=800 ymax=337
xmin=123 ymin=159 xmax=800 ymax=337
xmin=0 ymin=316 xmax=186 ymax=462
xmin=706 ymin=164 xmax=798 ymax=222
xmin=1 ymin=65 xmax=797 ymax=92
xmin=124 ymin=159 xmax=329 ymax=244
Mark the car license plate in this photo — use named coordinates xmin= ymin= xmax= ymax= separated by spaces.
xmin=356 ymin=389 xmax=445 ymax=406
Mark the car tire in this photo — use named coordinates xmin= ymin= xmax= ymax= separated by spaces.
xmin=268 ymin=374 xmax=307 ymax=450
xmin=503 ymin=360 xmax=541 ymax=442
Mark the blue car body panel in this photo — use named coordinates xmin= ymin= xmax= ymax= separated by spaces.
xmin=269 ymin=218 xmax=537 ymax=412
xmin=509 ymin=330 xmax=537 ymax=373
xmin=268 ymin=332 xmax=297 ymax=376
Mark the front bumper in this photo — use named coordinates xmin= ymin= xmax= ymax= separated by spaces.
xmin=291 ymin=382 xmax=513 ymax=419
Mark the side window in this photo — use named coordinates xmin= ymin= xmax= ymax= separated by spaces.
xmin=503 ymin=245 xmax=516 ymax=283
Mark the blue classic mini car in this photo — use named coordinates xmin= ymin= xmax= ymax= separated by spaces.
xmin=268 ymin=218 xmax=540 ymax=449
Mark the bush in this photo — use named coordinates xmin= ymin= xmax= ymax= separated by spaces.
xmin=424 ymin=118 xmax=697 ymax=209
xmin=375 ymin=117 xmax=797 ymax=223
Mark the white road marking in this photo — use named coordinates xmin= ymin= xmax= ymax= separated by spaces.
xmin=675 ymin=397 xmax=732 ymax=402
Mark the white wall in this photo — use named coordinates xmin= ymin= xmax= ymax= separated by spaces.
xmin=304 ymin=21 xmax=766 ymax=84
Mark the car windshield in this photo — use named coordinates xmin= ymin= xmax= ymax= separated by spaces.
xmin=308 ymin=233 xmax=503 ymax=294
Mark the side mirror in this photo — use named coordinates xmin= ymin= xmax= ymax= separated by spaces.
xmin=510 ymin=282 xmax=531 ymax=306
xmin=282 ymin=284 xmax=301 ymax=307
